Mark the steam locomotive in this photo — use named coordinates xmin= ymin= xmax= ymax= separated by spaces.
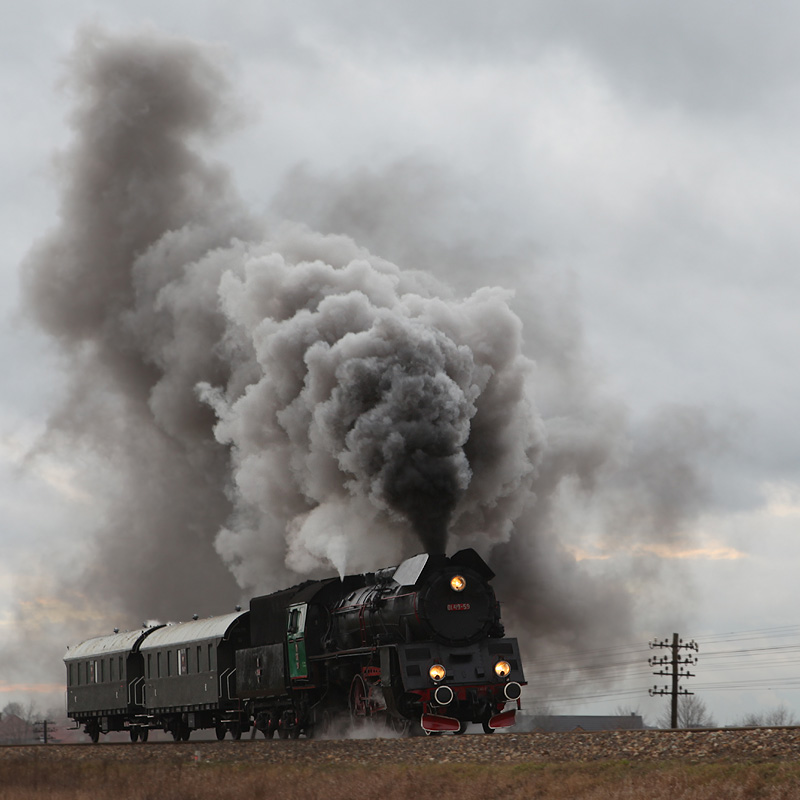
xmin=64 ymin=548 xmax=525 ymax=741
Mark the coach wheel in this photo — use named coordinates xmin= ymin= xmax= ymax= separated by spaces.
xmin=215 ymin=722 xmax=226 ymax=740
xmin=278 ymin=726 xmax=290 ymax=739
xmin=231 ymin=722 xmax=242 ymax=740
xmin=88 ymin=726 xmax=100 ymax=744
xmin=349 ymin=674 xmax=368 ymax=725
xmin=181 ymin=726 xmax=191 ymax=742
xmin=139 ymin=727 xmax=149 ymax=743
xmin=130 ymin=728 xmax=139 ymax=743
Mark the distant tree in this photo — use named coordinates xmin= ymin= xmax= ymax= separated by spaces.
xmin=1 ymin=702 xmax=25 ymax=719
xmin=0 ymin=701 xmax=38 ymax=744
xmin=735 ymin=704 xmax=798 ymax=727
xmin=657 ymin=695 xmax=716 ymax=729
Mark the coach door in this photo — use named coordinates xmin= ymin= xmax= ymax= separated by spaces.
xmin=286 ymin=604 xmax=308 ymax=680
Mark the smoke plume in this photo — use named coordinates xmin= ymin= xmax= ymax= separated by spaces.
xmin=21 ymin=26 xmax=540 ymax=620
xmin=18 ymin=26 xmax=723 ymax=702
xmin=199 ymin=241 xmax=538 ymax=581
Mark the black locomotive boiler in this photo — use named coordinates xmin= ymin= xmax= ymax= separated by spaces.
xmin=64 ymin=548 xmax=525 ymax=741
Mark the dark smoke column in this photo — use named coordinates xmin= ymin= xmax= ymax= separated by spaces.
xmin=320 ymin=319 xmax=478 ymax=554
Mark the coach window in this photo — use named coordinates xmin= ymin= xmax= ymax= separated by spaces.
xmin=88 ymin=661 xmax=95 ymax=684
xmin=197 ymin=645 xmax=202 ymax=673
xmin=68 ymin=663 xmax=73 ymax=686
xmin=147 ymin=654 xmax=151 ymax=679
xmin=119 ymin=655 xmax=123 ymax=679
xmin=76 ymin=663 xmax=81 ymax=685
xmin=109 ymin=657 xmax=115 ymax=682
xmin=178 ymin=648 xmax=187 ymax=676
xmin=167 ymin=650 xmax=172 ymax=677
xmin=100 ymin=659 xmax=105 ymax=683
xmin=208 ymin=643 xmax=214 ymax=670
xmin=157 ymin=652 xmax=162 ymax=679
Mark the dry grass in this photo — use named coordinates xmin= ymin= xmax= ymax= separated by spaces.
xmin=2 ymin=760 xmax=800 ymax=799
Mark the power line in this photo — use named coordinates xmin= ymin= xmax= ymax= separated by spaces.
xmin=523 ymin=624 xmax=800 ymax=715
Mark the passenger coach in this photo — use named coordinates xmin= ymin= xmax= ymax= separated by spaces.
xmin=65 ymin=548 xmax=526 ymax=741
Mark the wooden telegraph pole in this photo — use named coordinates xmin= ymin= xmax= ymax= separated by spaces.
xmin=648 ymin=632 xmax=699 ymax=728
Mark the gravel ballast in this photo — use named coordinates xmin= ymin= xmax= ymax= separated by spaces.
xmin=3 ymin=728 xmax=800 ymax=765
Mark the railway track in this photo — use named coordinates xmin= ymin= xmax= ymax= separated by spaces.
xmin=4 ymin=727 xmax=800 ymax=764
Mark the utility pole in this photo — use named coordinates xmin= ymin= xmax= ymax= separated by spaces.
xmin=648 ymin=632 xmax=699 ymax=728
xmin=33 ymin=719 xmax=56 ymax=744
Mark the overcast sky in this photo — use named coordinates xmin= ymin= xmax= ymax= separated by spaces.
xmin=3 ymin=1 xmax=800 ymax=727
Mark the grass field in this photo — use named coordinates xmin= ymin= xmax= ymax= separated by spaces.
xmin=2 ymin=760 xmax=800 ymax=799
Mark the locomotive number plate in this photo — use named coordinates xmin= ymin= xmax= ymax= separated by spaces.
xmin=447 ymin=603 xmax=471 ymax=611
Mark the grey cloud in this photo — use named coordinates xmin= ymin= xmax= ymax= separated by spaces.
xmin=238 ymin=0 xmax=800 ymax=115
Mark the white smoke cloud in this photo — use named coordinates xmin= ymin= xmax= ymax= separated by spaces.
xmin=182 ymin=226 xmax=544 ymax=583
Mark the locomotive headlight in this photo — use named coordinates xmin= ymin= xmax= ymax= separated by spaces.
xmin=450 ymin=575 xmax=467 ymax=592
xmin=494 ymin=660 xmax=511 ymax=678
xmin=429 ymin=664 xmax=446 ymax=682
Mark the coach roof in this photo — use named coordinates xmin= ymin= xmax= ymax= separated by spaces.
xmin=139 ymin=611 xmax=248 ymax=651
xmin=64 ymin=627 xmax=158 ymax=662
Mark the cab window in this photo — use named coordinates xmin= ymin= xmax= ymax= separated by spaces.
xmin=288 ymin=608 xmax=299 ymax=633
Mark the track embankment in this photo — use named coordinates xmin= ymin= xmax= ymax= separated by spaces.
xmin=3 ymin=728 xmax=800 ymax=765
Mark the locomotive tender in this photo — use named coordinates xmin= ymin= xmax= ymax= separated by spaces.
xmin=64 ymin=548 xmax=525 ymax=741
